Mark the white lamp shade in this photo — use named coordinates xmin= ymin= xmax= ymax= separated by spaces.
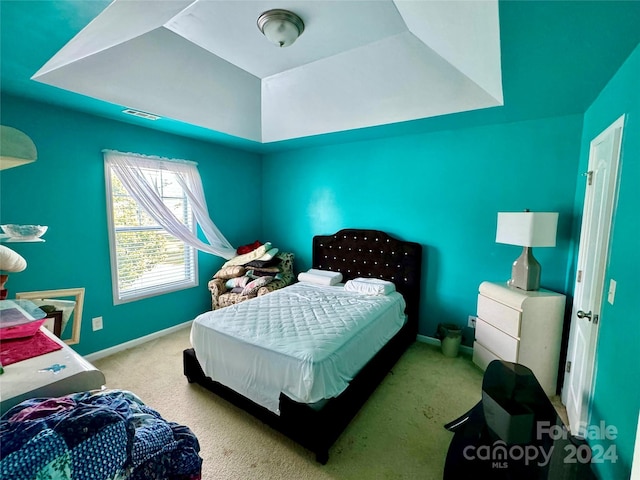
xmin=0 ymin=125 xmax=37 ymax=170
xmin=496 ymin=212 xmax=559 ymax=247
xmin=0 ymin=245 xmax=27 ymax=272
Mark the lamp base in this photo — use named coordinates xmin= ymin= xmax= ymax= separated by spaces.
xmin=508 ymin=247 xmax=541 ymax=291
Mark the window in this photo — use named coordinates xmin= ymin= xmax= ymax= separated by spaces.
xmin=105 ymin=156 xmax=197 ymax=304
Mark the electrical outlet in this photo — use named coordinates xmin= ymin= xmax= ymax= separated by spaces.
xmin=92 ymin=316 xmax=103 ymax=331
xmin=468 ymin=315 xmax=477 ymax=328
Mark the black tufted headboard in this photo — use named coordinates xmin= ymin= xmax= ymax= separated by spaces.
xmin=312 ymin=229 xmax=423 ymax=337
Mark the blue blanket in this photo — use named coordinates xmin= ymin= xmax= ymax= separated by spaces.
xmin=0 ymin=389 xmax=202 ymax=480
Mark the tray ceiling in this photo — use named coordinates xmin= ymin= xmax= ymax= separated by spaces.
xmin=31 ymin=0 xmax=503 ymax=143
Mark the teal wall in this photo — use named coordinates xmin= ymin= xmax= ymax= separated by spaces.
xmin=2 ymin=42 xmax=637 ymax=478
xmin=0 ymin=94 xmax=262 ymax=355
xmin=577 ymin=43 xmax=640 ymax=480
xmin=261 ymin=115 xmax=583 ymax=343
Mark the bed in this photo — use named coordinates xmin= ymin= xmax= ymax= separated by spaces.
xmin=0 ymin=389 xmax=202 ymax=479
xmin=183 ymin=228 xmax=422 ymax=463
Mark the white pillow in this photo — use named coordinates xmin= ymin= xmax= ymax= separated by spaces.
xmin=222 ymin=242 xmax=272 ymax=268
xmin=297 ymin=270 xmax=343 ymax=286
xmin=307 ymin=269 xmax=342 ymax=280
xmin=344 ymin=278 xmax=396 ymax=295
xmin=257 ymin=247 xmax=279 ymax=261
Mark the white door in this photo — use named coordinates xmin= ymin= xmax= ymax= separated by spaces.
xmin=561 ymin=115 xmax=624 ymax=435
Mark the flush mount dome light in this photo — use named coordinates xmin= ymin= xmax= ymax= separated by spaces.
xmin=257 ymin=9 xmax=305 ymax=48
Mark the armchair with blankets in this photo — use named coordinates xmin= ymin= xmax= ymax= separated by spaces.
xmin=207 ymin=241 xmax=295 ymax=310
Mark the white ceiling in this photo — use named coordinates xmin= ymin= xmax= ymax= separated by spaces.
xmin=32 ymin=0 xmax=503 ymax=144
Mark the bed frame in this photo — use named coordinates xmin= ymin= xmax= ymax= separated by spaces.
xmin=183 ymin=228 xmax=422 ymax=463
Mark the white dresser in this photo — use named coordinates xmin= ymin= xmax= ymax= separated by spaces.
xmin=472 ymin=281 xmax=566 ymax=396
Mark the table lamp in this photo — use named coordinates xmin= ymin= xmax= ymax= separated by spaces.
xmin=496 ymin=210 xmax=558 ymax=291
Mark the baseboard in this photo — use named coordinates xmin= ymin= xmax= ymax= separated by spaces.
xmin=85 ymin=324 xmax=472 ymax=362
xmin=416 ymin=334 xmax=474 ymax=357
xmin=85 ymin=320 xmax=193 ymax=362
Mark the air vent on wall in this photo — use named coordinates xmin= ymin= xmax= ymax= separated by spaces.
xmin=122 ymin=108 xmax=161 ymax=121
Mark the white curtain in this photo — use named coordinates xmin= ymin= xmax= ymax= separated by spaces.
xmin=104 ymin=150 xmax=237 ymax=260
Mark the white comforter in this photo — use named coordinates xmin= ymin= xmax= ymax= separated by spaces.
xmin=190 ymin=282 xmax=407 ymax=414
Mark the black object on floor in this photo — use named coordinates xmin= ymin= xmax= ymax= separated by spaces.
xmin=444 ymin=360 xmax=596 ymax=480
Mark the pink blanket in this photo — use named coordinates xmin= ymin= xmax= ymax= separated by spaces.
xmin=0 ymin=330 xmax=62 ymax=366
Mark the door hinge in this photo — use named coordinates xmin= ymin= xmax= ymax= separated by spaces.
xmin=577 ymin=270 xmax=582 ymax=283
xmin=566 ymin=361 xmax=571 ymax=373
xmin=583 ymin=170 xmax=593 ymax=185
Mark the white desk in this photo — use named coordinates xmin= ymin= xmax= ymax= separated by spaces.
xmin=0 ymin=327 xmax=105 ymax=415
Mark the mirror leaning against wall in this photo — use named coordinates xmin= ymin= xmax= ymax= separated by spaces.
xmin=15 ymin=288 xmax=85 ymax=345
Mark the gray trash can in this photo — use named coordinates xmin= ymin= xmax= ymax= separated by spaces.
xmin=437 ymin=323 xmax=462 ymax=358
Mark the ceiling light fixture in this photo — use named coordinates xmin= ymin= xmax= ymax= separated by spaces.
xmin=257 ymin=9 xmax=305 ymax=48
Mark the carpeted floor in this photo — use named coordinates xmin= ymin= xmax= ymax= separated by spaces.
xmin=93 ymin=326 xmax=485 ymax=479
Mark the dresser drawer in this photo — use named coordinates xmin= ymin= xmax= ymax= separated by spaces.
xmin=477 ymin=294 xmax=521 ymax=337
xmin=472 ymin=341 xmax=501 ymax=371
xmin=475 ymin=318 xmax=519 ymax=362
